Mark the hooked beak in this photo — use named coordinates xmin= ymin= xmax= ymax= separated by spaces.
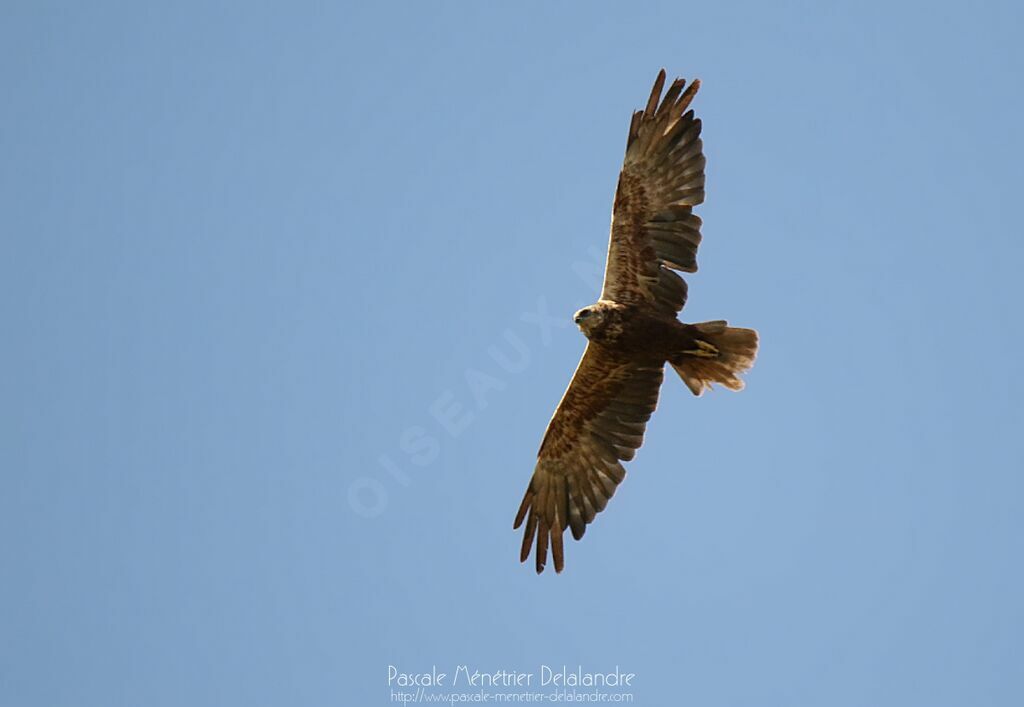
xmin=573 ymin=314 xmax=583 ymax=325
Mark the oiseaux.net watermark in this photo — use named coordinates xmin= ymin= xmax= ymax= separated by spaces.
xmin=347 ymin=246 xmax=606 ymax=520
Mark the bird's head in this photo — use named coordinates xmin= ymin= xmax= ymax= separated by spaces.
xmin=573 ymin=304 xmax=608 ymax=337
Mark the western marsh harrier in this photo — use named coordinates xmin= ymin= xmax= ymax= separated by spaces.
xmin=514 ymin=70 xmax=759 ymax=573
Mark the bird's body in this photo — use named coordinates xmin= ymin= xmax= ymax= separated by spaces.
xmin=515 ymin=71 xmax=759 ymax=573
xmin=575 ymin=301 xmax=706 ymax=359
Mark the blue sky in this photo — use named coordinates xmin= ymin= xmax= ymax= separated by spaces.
xmin=2 ymin=1 xmax=1023 ymax=705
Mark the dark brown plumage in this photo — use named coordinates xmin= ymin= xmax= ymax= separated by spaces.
xmin=514 ymin=70 xmax=759 ymax=574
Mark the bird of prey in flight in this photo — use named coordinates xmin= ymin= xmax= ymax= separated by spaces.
xmin=514 ymin=70 xmax=759 ymax=573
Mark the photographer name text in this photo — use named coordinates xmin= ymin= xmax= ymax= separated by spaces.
xmin=387 ymin=665 xmax=635 ymax=688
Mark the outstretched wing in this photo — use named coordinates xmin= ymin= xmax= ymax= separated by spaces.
xmin=601 ymin=70 xmax=706 ymax=316
xmin=514 ymin=345 xmax=664 ymax=573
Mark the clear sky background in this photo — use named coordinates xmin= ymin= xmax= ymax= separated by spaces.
xmin=2 ymin=2 xmax=1023 ymax=705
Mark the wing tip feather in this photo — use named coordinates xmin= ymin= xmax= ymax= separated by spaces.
xmin=645 ymin=69 xmax=667 ymax=116
xmin=513 ymin=488 xmax=532 ymax=529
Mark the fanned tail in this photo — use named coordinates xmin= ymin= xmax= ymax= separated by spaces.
xmin=670 ymin=320 xmax=758 ymax=396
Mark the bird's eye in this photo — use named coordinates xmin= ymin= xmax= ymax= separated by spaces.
xmin=580 ymin=310 xmax=591 ymax=318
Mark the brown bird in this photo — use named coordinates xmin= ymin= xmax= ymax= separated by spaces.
xmin=514 ymin=70 xmax=759 ymax=573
